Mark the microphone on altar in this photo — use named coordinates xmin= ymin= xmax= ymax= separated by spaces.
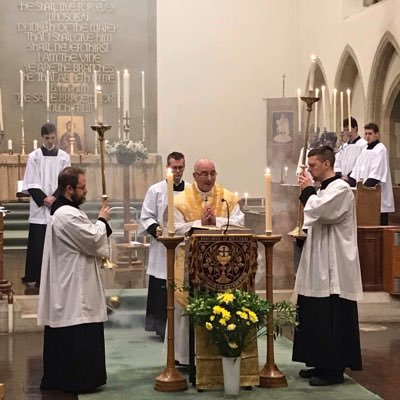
xmin=221 ymin=198 xmax=230 ymax=234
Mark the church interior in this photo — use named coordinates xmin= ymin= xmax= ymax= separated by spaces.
xmin=1 ymin=0 xmax=400 ymax=399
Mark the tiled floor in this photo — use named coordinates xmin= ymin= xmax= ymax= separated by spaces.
xmin=1 ymin=249 xmax=400 ymax=399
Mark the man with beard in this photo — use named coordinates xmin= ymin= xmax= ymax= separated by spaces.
xmin=38 ymin=167 xmax=112 ymax=393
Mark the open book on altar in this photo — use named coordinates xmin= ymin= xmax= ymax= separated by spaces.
xmin=188 ymin=224 xmax=253 ymax=236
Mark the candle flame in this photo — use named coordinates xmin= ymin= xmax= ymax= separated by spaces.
xmin=166 ymin=167 xmax=172 ymax=175
xmin=96 ymin=85 xmax=102 ymax=91
xmin=297 ymin=88 xmax=301 ymax=96
xmin=265 ymin=168 xmax=271 ymax=175
xmin=333 ymin=88 xmax=337 ymax=94
xmin=310 ymin=54 xmax=317 ymax=62
xmin=347 ymin=88 xmax=351 ymax=94
xmin=244 ymin=192 xmax=248 ymax=198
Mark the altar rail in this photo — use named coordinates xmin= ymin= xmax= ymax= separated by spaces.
xmin=0 ymin=153 xmax=163 ymax=202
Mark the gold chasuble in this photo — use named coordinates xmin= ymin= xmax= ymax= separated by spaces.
xmin=174 ymin=184 xmax=239 ymax=306
xmin=174 ymin=183 xmax=237 ymax=222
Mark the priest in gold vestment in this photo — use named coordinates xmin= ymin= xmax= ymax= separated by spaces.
xmin=172 ymin=159 xmax=244 ymax=365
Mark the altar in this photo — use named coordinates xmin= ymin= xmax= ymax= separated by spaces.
xmin=0 ymin=153 xmax=163 ymax=202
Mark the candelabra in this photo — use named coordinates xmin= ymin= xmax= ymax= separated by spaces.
xmin=288 ymin=94 xmax=320 ymax=238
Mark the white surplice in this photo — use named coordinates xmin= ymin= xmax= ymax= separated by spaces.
xmin=37 ymin=205 xmax=109 ymax=328
xmin=294 ymin=179 xmax=363 ymax=302
xmin=334 ymin=137 xmax=367 ymax=176
xmin=139 ymin=180 xmax=188 ymax=280
xmin=22 ymin=148 xmax=70 ymax=224
xmin=350 ymin=142 xmax=395 ymax=213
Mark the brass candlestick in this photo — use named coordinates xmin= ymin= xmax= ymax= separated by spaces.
xmin=154 ymin=235 xmax=188 ymax=393
xmin=91 ymin=123 xmax=114 ymax=269
xmin=256 ymin=234 xmax=286 ymax=388
xmin=288 ymin=95 xmax=320 ymax=238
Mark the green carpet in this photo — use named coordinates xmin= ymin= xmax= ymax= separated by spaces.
xmin=80 ymin=290 xmax=382 ymax=400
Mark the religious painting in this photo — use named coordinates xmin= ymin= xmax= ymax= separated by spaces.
xmin=266 ymin=97 xmax=301 ymax=184
xmin=56 ymin=116 xmax=85 ymax=154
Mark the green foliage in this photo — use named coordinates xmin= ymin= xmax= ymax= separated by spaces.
xmin=186 ymin=289 xmax=297 ymax=357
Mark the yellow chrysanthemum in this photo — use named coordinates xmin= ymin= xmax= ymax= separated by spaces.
xmin=217 ymin=292 xmax=235 ymax=304
xmin=228 ymin=342 xmax=238 ymax=349
xmin=227 ymin=323 xmax=236 ymax=331
xmin=210 ymin=315 xmax=215 ymax=321
xmin=219 ymin=318 xmax=227 ymax=326
xmin=213 ymin=305 xmax=223 ymax=314
xmin=248 ymin=311 xmax=258 ymax=323
xmin=236 ymin=311 xmax=248 ymax=320
xmin=205 ymin=322 xmax=213 ymax=330
xmin=221 ymin=310 xmax=231 ymax=320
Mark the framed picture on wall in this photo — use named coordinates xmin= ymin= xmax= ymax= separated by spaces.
xmin=56 ymin=116 xmax=85 ymax=154
xmin=266 ymin=97 xmax=301 ymax=184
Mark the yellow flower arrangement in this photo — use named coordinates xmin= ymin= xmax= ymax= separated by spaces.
xmin=186 ymin=288 xmax=297 ymax=357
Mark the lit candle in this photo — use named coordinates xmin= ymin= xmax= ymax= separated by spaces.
xmin=264 ymin=168 xmax=272 ymax=234
xmin=46 ymin=70 xmax=50 ymax=109
xmin=8 ymin=139 xmax=12 ymax=151
xmin=96 ymin=85 xmax=103 ymax=124
xmin=314 ymin=88 xmax=319 ymax=133
xmin=321 ymin=85 xmax=326 ymax=129
xmin=93 ymin=70 xmax=97 ymax=111
xmin=166 ymin=167 xmax=174 ymax=235
xmin=308 ymin=55 xmax=317 ymax=92
xmin=116 ymin=70 xmax=120 ymax=109
xmin=244 ymin=192 xmax=248 ymax=207
xmin=297 ymin=88 xmax=301 ymax=132
xmin=33 ymin=139 xmax=38 ymax=150
xmin=284 ymin=165 xmax=288 ymax=176
xmin=234 ymin=191 xmax=239 ymax=198
xmin=333 ymin=89 xmax=337 ymax=132
xmin=20 ymin=70 xmax=24 ymax=109
xmin=141 ymin=70 xmax=145 ymax=109
xmin=123 ymin=69 xmax=130 ymax=120
xmin=340 ymin=91 xmax=344 ymax=132
xmin=0 ymin=88 xmax=3 ymax=131
xmin=347 ymin=88 xmax=351 ymax=125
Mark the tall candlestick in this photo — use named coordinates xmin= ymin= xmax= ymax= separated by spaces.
xmin=308 ymin=55 xmax=317 ymax=92
xmin=166 ymin=167 xmax=174 ymax=235
xmin=333 ymin=89 xmax=337 ymax=132
xmin=46 ymin=70 xmax=50 ymax=109
xmin=347 ymin=88 xmax=351 ymax=125
xmin=0 ymin=88 xmax=3 ymax=131
xmin=96 ymin=85 xmax=103 ymax=124
xmin=141 ymin=70 xmax=145 ymax=109
xmin=321 ymin=85 xmax=326 ymax=129
xmin=20 ymin=70 xmax=24 ymax=109
xmin=8 ymin=139 xmax=12 ymax=150
xmin=123 ymin=69 xmax=130 ymax=121
xmin=297 ymin=88 xmax=301 ymax=132
xmin=340 ymin=91 xmax=344 ymax=132
xmin=93 ymin=71 xmax=97 ymax=111
xmin=117 ymin=70 xmax=121 ymax=109
xmin=33 ymin=139 xmax=38 ymax=150
xmin=264 ymin=168 xmax=272 ymax=234
xmin=314 ymin=88 xmax=319 ymax=133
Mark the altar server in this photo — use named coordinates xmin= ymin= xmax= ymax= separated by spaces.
xmin=350 ymin=122 xmax=395 ymax=225
xmin=139 ymin=151 xmax=187 ymax=340
xmin=334 ymin=117 xmax=367 ymax=180
xmin=38 ymin=167 xmax=111 ymax=393
xmin=21 ymin=123 xmax=70 ymax=287
xmin=293 ymin=146 xmax=363 ymax=386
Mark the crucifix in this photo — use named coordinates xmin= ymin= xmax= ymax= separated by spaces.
xmin=282 ymin=73 xmax=286 ymax=98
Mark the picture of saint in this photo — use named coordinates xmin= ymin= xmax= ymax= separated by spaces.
xmin=57 ymin=116 xmax=85 ymax=154
xmin=273 ymin=112 xmax=293 ymax=143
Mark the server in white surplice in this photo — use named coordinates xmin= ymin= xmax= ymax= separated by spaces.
xmin=292 ymin=146 xmax=363 ymax=387
xmin=139 ymin=151 xmax=187 ymax=340
xmin=21 ymin=123 xmax=70 ymax=287
xmin=350 ymin=122 xmax=395 ymax=225
xmin=38 ymin=167 xmax=111 ymax=393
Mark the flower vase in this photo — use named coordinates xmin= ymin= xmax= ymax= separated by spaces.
xmin=221 ymin=356 xmax=241 ymax=397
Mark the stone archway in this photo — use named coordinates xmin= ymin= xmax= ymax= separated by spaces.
xmin=334 ymin=45 xmax=365 ymax=132
xmin=367 ymin=31 xmax=400 ymax=130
